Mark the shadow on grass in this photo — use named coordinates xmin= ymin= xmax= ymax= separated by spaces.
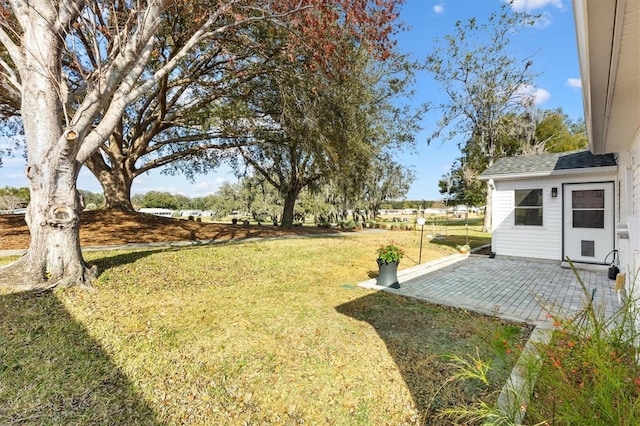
xmin=0 ymin=290 xmax=159 ymax=424
xmin=88 ymin=249 xmax=164 ymax=277
xmin=428 ymin=235 xmax=490 ymax=250
xmin=336 ymin=291 xmax=521 ymax=425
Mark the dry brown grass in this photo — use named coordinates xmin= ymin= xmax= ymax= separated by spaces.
xmin=0 ymin=214 xmax=525 ymax=425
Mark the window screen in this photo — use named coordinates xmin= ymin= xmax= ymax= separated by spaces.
xmin=572 ymin=190 xmax=605 ymax=229
xmin=514 ymin=189 xmax=543 ymax=226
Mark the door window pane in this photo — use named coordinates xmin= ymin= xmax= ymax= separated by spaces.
xmin=572 ymin=190 xmax=604 ymax=208
xmin=572 ymin=190 xmax=605 ymax=228
xmin=573 ymin=210 xmax=605 ymax=228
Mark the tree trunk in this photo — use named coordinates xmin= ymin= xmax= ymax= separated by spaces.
xmin=0 ymin=165 xmax=96 ymax=290
xmin=85 ymin=151 xmax=135 ymax=212
xmin=0 ymin=10 xmax=95 ymax=290
xmin=280 ymin=187 xmax=302 ymax=229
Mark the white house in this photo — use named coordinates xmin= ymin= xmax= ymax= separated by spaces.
xmin=480 ymin=150 xmax=618 ymax=264
xmin=480 ymin=0 xmax=639 ymax=277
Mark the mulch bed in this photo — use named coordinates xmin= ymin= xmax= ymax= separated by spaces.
xmin=0 ymin=210 xmax=340 ymax=250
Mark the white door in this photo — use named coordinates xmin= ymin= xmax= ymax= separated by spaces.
xmin=563 ymin=182 xmax=614 ymax=264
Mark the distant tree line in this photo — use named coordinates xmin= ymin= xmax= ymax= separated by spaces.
xmin=133 ymin=167 xmax=419 ymax=222
xmin=1 ymin=157 xmax=418 ymax=221
xmin=0 ymin=186 xmax=30 ymax=211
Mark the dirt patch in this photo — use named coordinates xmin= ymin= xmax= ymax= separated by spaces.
xmin=0 ymin=210 xmax=340 ymax=250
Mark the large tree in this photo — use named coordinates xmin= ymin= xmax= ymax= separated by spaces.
xmin=529 ymin=109 xmax=587 ymax=153
xmin=0 ymin=0 xmax=404 ymax=290
xmin=362 ymin=153 xmax=415 ymax=219
xmin=424 ymin=4 xmax=538 ymax=232
xmin=230 ymin=41 xmax=418 ymax=228
xmin=439 ymin=108 xmax=589 ymax=207
xmin=82 ymin=10 xmax=280 ymax=211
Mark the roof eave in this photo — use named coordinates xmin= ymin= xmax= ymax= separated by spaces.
xmin=480 ymin=165 xmax=618 ymax=182
xmin=573 ymin=0 xmax=640 ymax=154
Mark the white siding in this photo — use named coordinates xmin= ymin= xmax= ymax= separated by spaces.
xmin=616 ymin=151 xmax=634 ymax=274
xmin=619 ymin=134 xmax=640 ymax=285
xmin=492 ymin=173 xmax=617 ymax=261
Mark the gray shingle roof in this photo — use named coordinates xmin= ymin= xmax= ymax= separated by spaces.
xmin=479 ymin=150 xmax=617 ymax=179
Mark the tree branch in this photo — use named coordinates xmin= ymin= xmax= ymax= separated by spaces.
xmin=135 ymin=139 xmax=255 ymax=176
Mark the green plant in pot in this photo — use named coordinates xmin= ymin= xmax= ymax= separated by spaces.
xmin=376 ymin=242 xmax=404 ymax=288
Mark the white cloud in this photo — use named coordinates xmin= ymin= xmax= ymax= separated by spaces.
xmin=507 ymin=0 xmax=564 ymax=12
xmin=533 ymin=88 xmax=551 ymax=104
xmin=516 ymin=84 xmax=551 ymax=105
xmin=433 ymin=4 xmax=445 ymax=15
xmin=566 ymin=77 xmax=582 ymax=89
xmin=191 ymin=178 xmax=231 ymax=196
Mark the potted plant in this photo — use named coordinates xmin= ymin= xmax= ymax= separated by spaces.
xmin=376 ymin=242 xmax=404 ymax=289
xmin=456 ymin=244 xmax=471 ymax=254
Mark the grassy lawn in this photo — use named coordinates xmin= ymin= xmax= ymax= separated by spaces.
xmin=0 ymin=230 xmax=528 ymax=425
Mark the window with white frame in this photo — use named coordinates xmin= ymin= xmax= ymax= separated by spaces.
xmin=514 ymin=189 xmax=543 ymax=226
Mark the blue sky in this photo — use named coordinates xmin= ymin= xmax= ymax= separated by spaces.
xmin=0 ymin=0 xmax=584 ymax=201
xmin=398 ymin=0 xmax=583 ymax=200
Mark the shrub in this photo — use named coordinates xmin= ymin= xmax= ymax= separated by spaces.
xmin=340 ymin=220 xmax=356 ymax=231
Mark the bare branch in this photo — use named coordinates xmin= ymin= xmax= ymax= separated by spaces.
xmin=136 ymin=139 xmax=255 ymax=175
